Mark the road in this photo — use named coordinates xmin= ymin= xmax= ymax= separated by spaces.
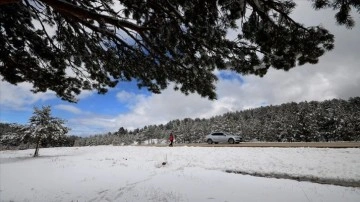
xmin=167 ymin=142 xmax=360 ymax=148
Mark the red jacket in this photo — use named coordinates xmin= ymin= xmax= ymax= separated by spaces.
xmin=169 ymin=134 xmax=174 ymax=141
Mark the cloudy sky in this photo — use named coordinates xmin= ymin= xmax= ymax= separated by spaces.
xmin=1 ymin=2 xmax=359 ymax=136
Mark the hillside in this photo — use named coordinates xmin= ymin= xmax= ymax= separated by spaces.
xmin=74 ymin=97 xmax=360 ymax=146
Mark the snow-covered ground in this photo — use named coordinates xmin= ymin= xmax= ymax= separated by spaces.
xmin=1 ymin=145 xmax=360 ymax=202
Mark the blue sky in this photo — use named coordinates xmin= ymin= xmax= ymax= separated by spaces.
xmin=1 ymin=2 xmax=359 ymax=136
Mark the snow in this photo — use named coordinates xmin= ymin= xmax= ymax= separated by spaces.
xmin=1 ymin=145 xmax=359 ymax=202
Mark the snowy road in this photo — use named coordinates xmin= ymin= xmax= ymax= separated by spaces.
xmin=164 ymin=141 xmax=360 ymax=148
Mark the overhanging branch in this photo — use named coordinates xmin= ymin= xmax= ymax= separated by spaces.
xmin=38 ymin=0 xmax=152 ymax=33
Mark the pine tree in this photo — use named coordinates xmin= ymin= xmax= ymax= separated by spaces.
xmin=23 ymin=106 xmax=69 ymax=157
xmin=1 ymin=0 xmax=358 ymax=102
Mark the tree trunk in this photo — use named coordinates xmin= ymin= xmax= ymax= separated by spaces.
xmin=33 ymin=138 xmax=41 ymax=157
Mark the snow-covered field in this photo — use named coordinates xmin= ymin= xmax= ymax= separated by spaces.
xmin=1 ymin=145 xmax=360 ymax=202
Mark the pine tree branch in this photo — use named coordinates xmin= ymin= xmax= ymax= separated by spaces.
xmin=38 ymin=0 xmax=153 ymax=33
xmin=267 ymin=0 xmax=309 ymax=31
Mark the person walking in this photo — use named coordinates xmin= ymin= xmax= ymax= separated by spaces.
xmin=169 ymin=133 xmax=174 ymax=147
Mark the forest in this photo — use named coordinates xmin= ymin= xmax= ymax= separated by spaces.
xmin=1 ymin=97 xmax=359 ymax=149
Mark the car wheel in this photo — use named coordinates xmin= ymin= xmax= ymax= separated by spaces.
xmin=228 ymin=139 xmax=235 ymax=144
xmin=207 ymin=139 xmax=213 ymax=144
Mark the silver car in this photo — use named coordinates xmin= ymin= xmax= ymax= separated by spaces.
xmin=205 ymin=132 xmax=242 ymax=144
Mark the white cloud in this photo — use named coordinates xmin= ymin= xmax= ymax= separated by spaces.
xmin=116 ymin=91 xmax=133 ymax=102
xmin=0 ymin=77 xmax=96 ymax=112
xmin=0 ymin=81 xmax=55 ymax=111
xmin=54 ymin=104 xmax=82 ymax=114
xmin=116 ymin=90 xmax=146 ymax=104
xmin=66 ymin=115 xmax=121 ymax=136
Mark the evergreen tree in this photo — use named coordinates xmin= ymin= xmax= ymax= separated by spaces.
xmin=117 ymin=127 xmax=127 ymax=136
xmin=23 ymin=106 xmax=69 ymax=157
xmin=0 ymin=123 xmax=25 ymax=147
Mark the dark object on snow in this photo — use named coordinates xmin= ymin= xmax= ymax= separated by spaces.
xmin=162 ymin=162 xmax=166 ymax=166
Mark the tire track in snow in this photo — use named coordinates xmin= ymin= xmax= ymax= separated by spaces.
xmin=225 ymin=170 xmax=360 ymax=187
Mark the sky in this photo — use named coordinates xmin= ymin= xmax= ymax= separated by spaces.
xmin=1 ymin=146 xmax=359 ymax=201
xmin=0 ymin=2 xmax=359 ymax=136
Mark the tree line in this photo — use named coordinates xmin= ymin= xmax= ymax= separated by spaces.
xmin=75 ymin=97 xmax=360 ymax=146
xmin=1 ymin=97 xmax=359 ymax=150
